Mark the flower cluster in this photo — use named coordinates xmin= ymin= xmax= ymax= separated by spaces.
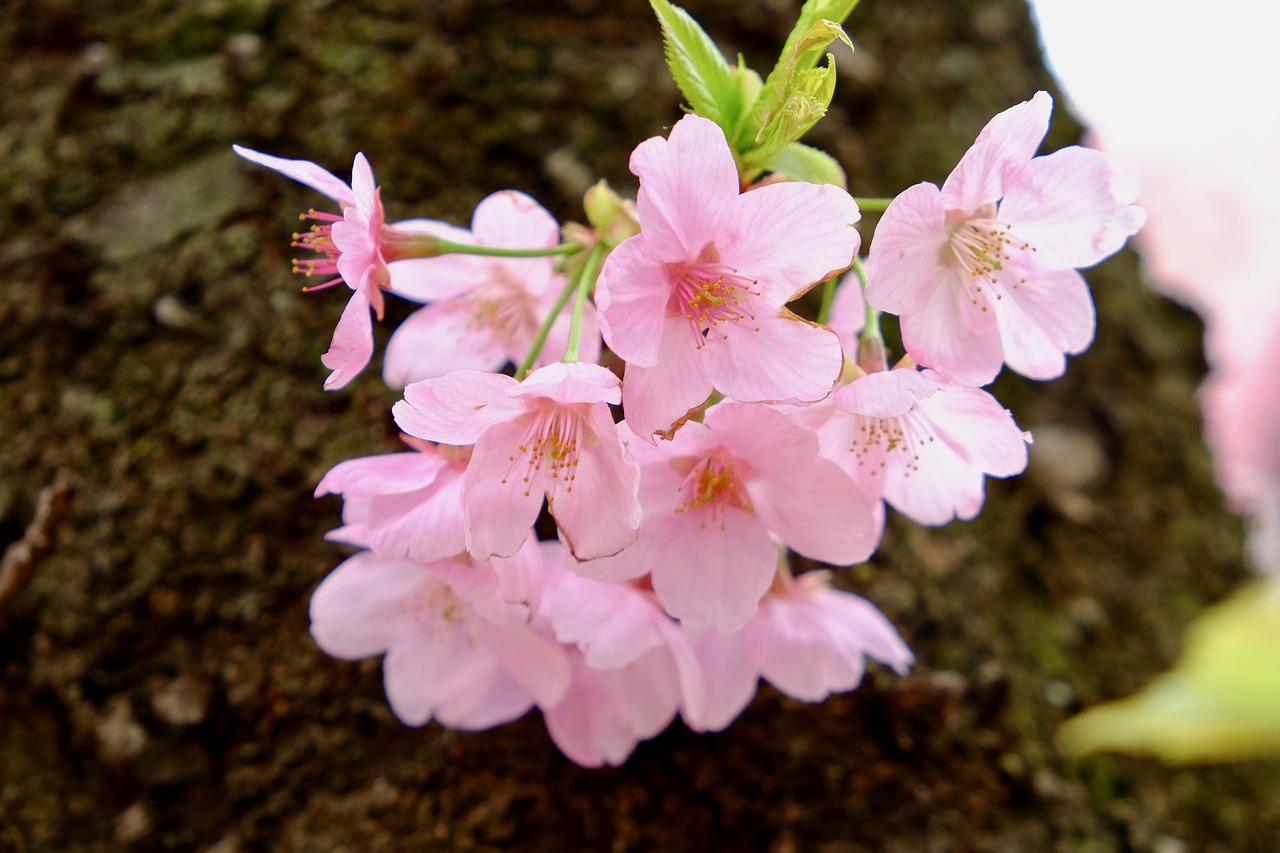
xmin=237 ymin=11 xmax=1140 ymax=764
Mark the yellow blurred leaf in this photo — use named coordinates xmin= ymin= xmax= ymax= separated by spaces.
xmin=1057 ymin=579 xmax=1280 ymax=763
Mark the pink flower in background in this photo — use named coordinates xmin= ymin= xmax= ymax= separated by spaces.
xmin=815 ymin=365 xmax=1030 ymax=525
xmin=314 ymin=436 xmax=469 ymax=565
xmin=392 ymin=362 xmax=641 ymax=561
xmin=535 ymin=545 xmax=705 ymax=766
xmin=382 ymin=191 xmax=601 ymax=388
xmin=694 ymin=568 xmax=913 ymax=729
xmin=865 ymin=91 xmax=1144 ymax=386
xmin=577 ymin=401 xmax=881 ymax=633
xmin=234 ymin=146 xmax=403 ymax=390
xmin=309 ymin=545 xmax=569 ymax=729
xmin=595 ymin=114 xmax=857 ymax=439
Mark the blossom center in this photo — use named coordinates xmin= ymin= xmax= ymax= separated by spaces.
xmin=501 ymin=403 xmax=586 ymax=501
xmin=942 ymin=205 xmax=1034 ymax=312
xmin=849 ymin=412 xmax=935 ymax=479
xmin=461 ymin=275 xmax=534 ymax=345
xmin=676 ymin=457 xmax=753 ymax=524
xmin=667 ymin=245 xmax=762 ymax=346
xmin=292 ymin=209 xmax=345 ymax=291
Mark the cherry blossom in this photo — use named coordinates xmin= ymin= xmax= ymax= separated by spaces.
xmin=864 ymin=91 xmax=1144 ymax=386
xmin=594 ymin=114 xmax=858 ymax=439
xmin=392 ymin=362 xmax=641 ymax=561
xmin=234 ymin=146 xmax=405 ymax=390
xmin=308 ymin=545 xmax=569 ymax=730
xmin=314 ymin=436 xmax=469 ymax=565
xmin=576 ymin=402 xmax=880 ymax=633
xmin=694 ymin=567 xmax=913 ymax=729
xmin=382 ymin=191 xmax=601 ymax=388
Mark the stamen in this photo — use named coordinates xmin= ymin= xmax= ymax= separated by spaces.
xmin=500 ymin=404 xmax=585 ymax=502
xmin=675 ymin=457 xmax=753 ymax=529
xmin=943 ymin=212 xmax=1036 ymax=311
xmin=667 ymin=250 xmax=763 ymax=347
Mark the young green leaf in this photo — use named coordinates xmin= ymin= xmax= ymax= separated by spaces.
xmin=779 ymin=0 xmax=862 ymax=73
xmin=762 ymin=142 xmax=847 ymax=188
xmin=649 ymin=0 xmax=740 ymax=127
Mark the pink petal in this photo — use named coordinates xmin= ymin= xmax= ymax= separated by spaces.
xmin=470 ymin=190 xmax=560 ymax=249
xmin=509 ymin=361 xmax=621 ymax=407
xmin=913 ymin=378 xmax=1029 ymax=477
xmin=630 ymin=114 xmax=740 ymax=262
xmin=897 ymin=272 xmax=1005 ymax=386
xmin=364 ymin=477 xmax=467 ymax=565
xmin=649 ymin=507 xmax=776 ymax=633
xmin=992 ymin=263 xmax=1095 ymax=380
xmin=704 ymin=401 xmax=821 ymax=476
xmin=881 ymin=426 xmax=986 ymax=524
xmin=315 ymin=450 xmax=445 ymax=498
xmin=321 ymin=288 xmax=376 ymax=390
xmin=232 ymin=145 xmax=355 ymax=207
xmin=750 ymin=457 xmax=881 ymax=566
xmin=383 ymin=622 xmax=496 ymax=727
xmin=475 ymin=619 xmax=571 ymax=709
xmin=393 ymin=371 xmax=521 ymax=445
xmin=720 ymin=181 xmax=862 ymax=304
xmin=940 ymin=91 xmax=1052 ymax=212
xmin=621 ymin=320 xmax=714 ymax=441
xmin=685 ymin=630 xmax=757 ymax=732
xmin=705 ymin=308 xmax=843 ymax=405
xmin=308 ymin=553 xmax=424 ymax=659
xmin=828 ymin=272 xmax=867 ymax=359
xmin=382 ymin=302 xmax=508 ymax=389
xmin=594 ymin=236 xmax=676 ymax=367
xmin=833 ymin=368 xmax=943 ymax=420
xmin=549 ymin=572 xmax=666 ymax=669
xmin=999 ymin=146 xmax=1143 ymax=269
xmin=864 ymin=182 xmax=948 ymax=314
xmin=434 ymin=669 xmax=534 ymax=731
xmin=463 ymin=418 xmax=546 ymax=559
xmin=349 ymin=153 xmax=377 ymax=214
xmin=548 ymin=407 xmax=642 ymax=561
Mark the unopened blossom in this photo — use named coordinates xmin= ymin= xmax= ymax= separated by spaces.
xmin=383 ymin=191 xmax=601 ymax=388
xmin=577 ymin=401 xmax=880 ymax=633
xmin=309 ymin=545 xmax=569 ymax=730
xmin=693 ymin=566 xmax=913 ymax=730
xmin=535 ymin=544 xmax=705 ymax=767
xmin=392 ymin=362 xmax=641 ymax=561
xmin=865 ymin=91 xmax=1145 ymax=386
xmin=594 ymin=114 xmax=858 ymax=439
xmin=314 ymin=436 xmax=468 ymax=565
xmin=235 ymin=146 xmax=404 ymax=389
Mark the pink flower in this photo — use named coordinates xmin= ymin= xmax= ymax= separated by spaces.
xmin=308 ymin=545 xmax=570 ymax=730
xmin=822 ymin=366 xmax=1028 ymax=524
xmin=693 ymin=568 xmax=913 ymax=729
xmin=382 ymin=191 xmax=602 ymax=388
xmin=594 ymin=114 xmax=858 ymax=439
xmin=392 ymin=362 xmax=641 ymax=561
xmin=577 ymin=401 xmax=881 ymax=633
xmin=314 ymin=436 xmax=468 ymax=565
xmin=864 ymin=91 xmax=1145 ymax=386
xmin=535 ymin=545 xmax=705 ymax=766
xmin=234 ymin=146 xmax=397 ymax=390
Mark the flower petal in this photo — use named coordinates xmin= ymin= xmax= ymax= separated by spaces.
xmin=896 ymin=271 xmax=1005 ymax=386
xmin=940 ymin=90 xmax=1052 ymax=212
xmin=720 ymin=180 xmax=861 ymax=304
xmin=621 ymin=320 xmax=714 ymax=441
xmin=705 ymin=307 xmax=843 ymax=405
xmin=382 ymin=302 xmax=508 ymax=389
xmin=321 ymin=288 xmax=375 ymax=390
xmin=393 ymin=370 xmax=521 ymax=445
xmin=993 ymin=263 xmax=1095 ymax=380
xmin=864 ymin=182 xmax=948 ymax=315
xmin=549 ymin=407 xmax=642 ymax=561
xmin=233 ymin=145 xmax=355 ymax=207
xmin=463 ymin=418 xmax=546 ymax=559
xmin=309 ymin=553 xmax=424 ymax=660
xmin=594 ymin=235 xmax=676 ymax=367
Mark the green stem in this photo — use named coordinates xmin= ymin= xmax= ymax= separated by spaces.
xmin=563 ymin=243 xmax=606 ymax=363
xmin=852 ymin=197 xmax=893 ymax=213
xmin=852 ymin=257 xmax=882 ymax=344
xmin=816 ymin=275 xmax=837 ymax=326
xmin=436 ymin=239 xmax=584 ymax=258
xmin=517 ymin=275 xmax=579 ymax=378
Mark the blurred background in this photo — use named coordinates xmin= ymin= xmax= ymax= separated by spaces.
xmin=1 ymin=0 xmax=1277 ymax=849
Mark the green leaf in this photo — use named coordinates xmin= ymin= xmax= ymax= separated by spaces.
xmin=733 ymin=16 xmax=849 ymax=162
xmin=649 ymin=0 xmax=740 ymax=127
xmin=1057 ymin=579 xmax=1280 ymax=763
xmin=779 ymin=0 xmax=862 ymax=74
xmin=762 ymin=142 xmax=847 ymax=188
